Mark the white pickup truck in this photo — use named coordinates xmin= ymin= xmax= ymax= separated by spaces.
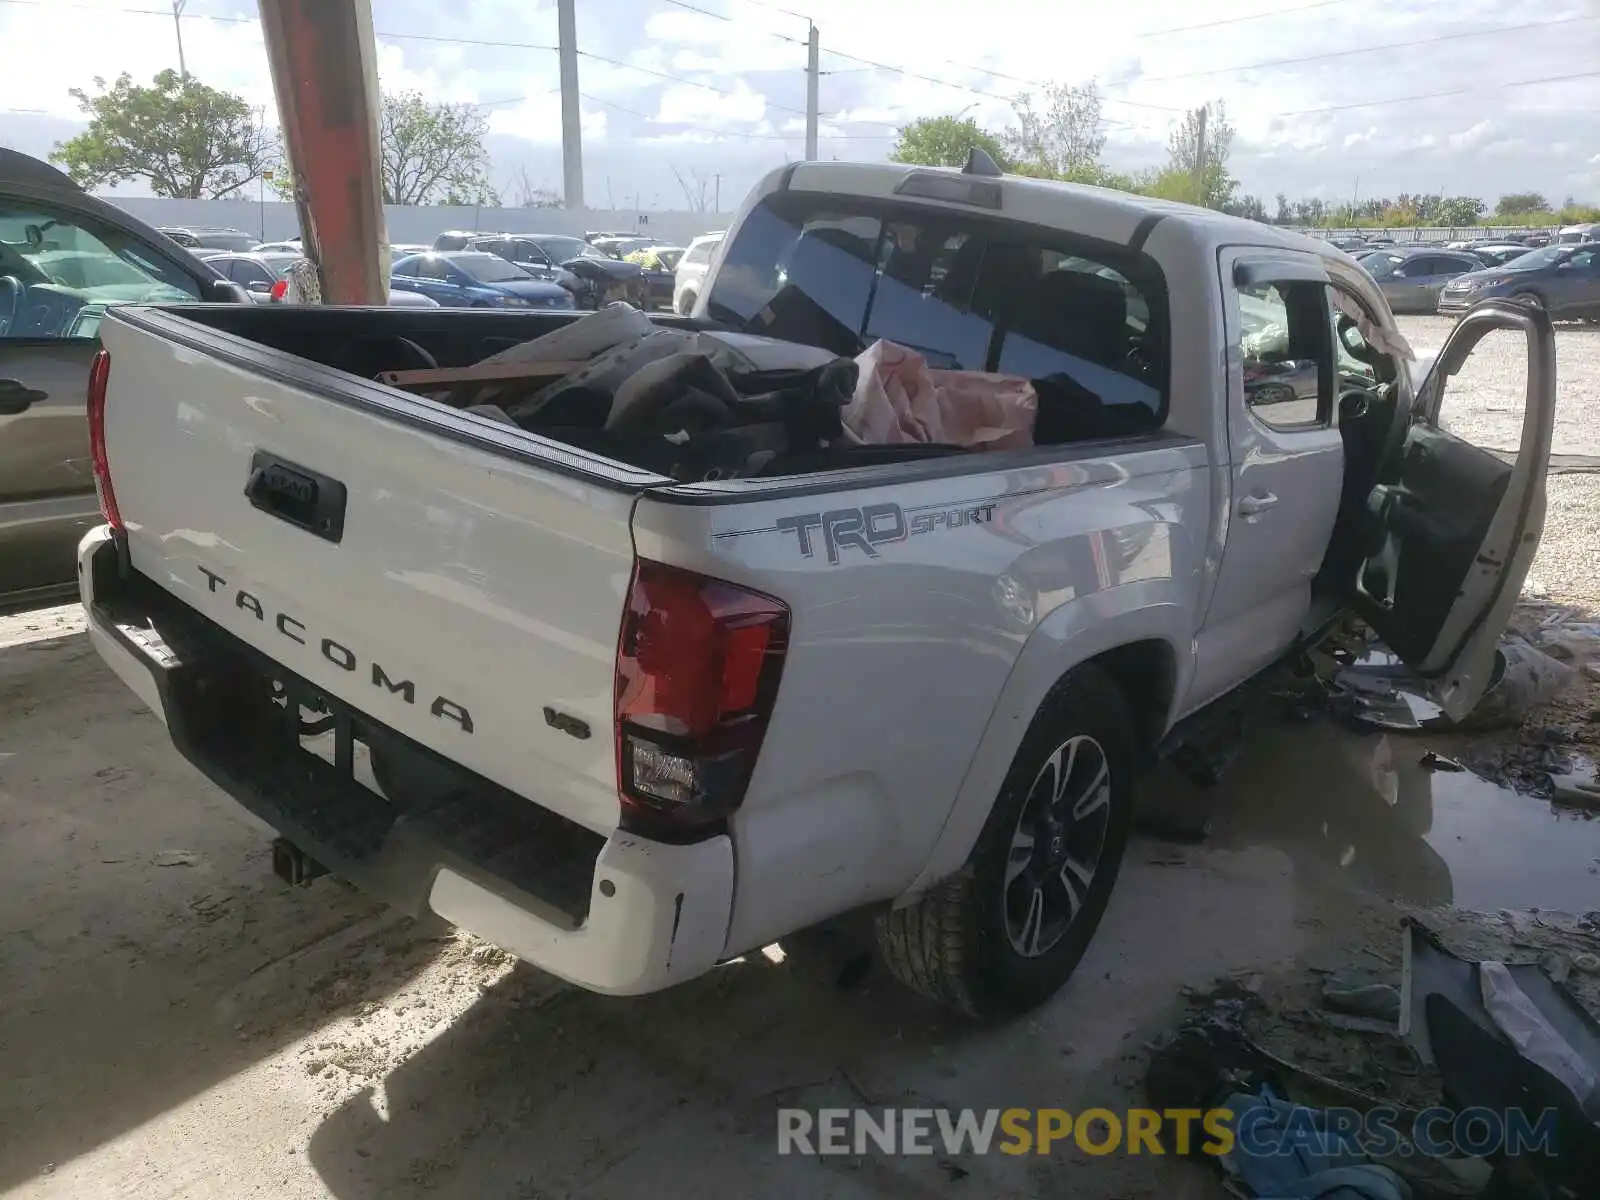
xmin=80 ymin=160 xmax=1554 ymax=1018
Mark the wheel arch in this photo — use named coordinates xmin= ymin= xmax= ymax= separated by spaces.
xmin=895 ymin=593 xmax=1190 ymax=905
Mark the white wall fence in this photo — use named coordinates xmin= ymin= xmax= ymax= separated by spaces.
xmin=104 ymin=197 xmax=734 ymax=248
xmin=1289 ymin=226 xmax=1560 ymax=244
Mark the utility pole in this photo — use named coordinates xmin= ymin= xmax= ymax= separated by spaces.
xmin=172 ymin=0 xmax=188 ymax=78
xmin=805 ymin=23 xmax=819 ymax=161
xmin=556 ymin=0 xmax=584 ymax=210
xmin=1189 ymin=104 xmax=1208 ymax=207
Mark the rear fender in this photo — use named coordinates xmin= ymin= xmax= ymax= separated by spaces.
xmin=896 ymin=588 xmax=1192 ymax=904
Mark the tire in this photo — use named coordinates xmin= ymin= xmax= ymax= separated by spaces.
xmin=875 ymin=665 xmax=1135 ymax=1019
xmin=1512 ymin=291 xmax=1545 ymax=311
xmin=676 ymin=289 xmax=697 ymax=316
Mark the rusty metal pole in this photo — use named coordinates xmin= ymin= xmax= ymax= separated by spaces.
xmin=257 ymin=0 xmax=389 ymax=305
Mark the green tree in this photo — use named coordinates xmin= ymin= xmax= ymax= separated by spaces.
xmin=379 ymin=91 xmax=496 ymax=205
xmin=1437 ymin=195 xmax=1486 ymax=226
xmin=1164 ymin=101 xmax=1237 ymax=209
xmin=1006 ymin=81 xmax=1106 ymax=178
xmin=1495 ymin=191 xmax=1551 ymax=217
xmin=51 ymin=70 xmax=272 ymax=198
xmin=890 ymin=115 xmax=1010 ymax=169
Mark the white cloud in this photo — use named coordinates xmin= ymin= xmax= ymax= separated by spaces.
xmin=655 ymin=80 xmax=766 ymax=126
xmin=3 ymin=0 xmax=1599 ymax=209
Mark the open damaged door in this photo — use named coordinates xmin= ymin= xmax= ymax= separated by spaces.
xmin=1354 ymin=300 xmax=1556 ymax=721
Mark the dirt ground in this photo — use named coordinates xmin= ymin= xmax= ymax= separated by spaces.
xmin=1 ymin=317 xmax=1596 ymax=1199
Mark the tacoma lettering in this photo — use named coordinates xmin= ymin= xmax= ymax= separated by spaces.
xmin=195 ymin=566 xmax=472 ymax=733
xmin=777 ymin=501 xmax=996 ymax=564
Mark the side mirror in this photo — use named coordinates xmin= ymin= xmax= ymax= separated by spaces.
xmin=247 ymin=280 xmax=273 ymax=293
xmin=209 ymin=278 xmax=251 ymax=303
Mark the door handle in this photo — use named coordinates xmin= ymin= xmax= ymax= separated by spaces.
xmin=0 ymin=378 xmax=47 ymax=415
xmin=1238 ymin=492 xmax=1279 ymax=517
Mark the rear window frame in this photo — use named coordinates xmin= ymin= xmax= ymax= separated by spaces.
xmin=707 ymin=190 xmax=1173 ymax=427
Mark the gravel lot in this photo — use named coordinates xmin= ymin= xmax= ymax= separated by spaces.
xmin=1397 ymin=315 xmax=1600 ymax=606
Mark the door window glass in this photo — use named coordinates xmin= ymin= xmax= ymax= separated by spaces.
xmin=704 ymin=199 xmax=881 ymax=357
xmin=0 ymin=200 xmax=199 ymax=339
xmin=229 ymin=259 xmax=276 ymax=288
xmin=1236 ymin=279 xmax=1331 ymax=429
xmin=862 ymin=219 xmax=992 ymax=369
xmin=979 ymin=240 xmax=1167 ymax=425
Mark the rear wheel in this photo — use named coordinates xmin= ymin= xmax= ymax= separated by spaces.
xmin=676 ymin=289 xmax=697 ymax=316
xmin=876 ymin=666 xmax=1135 ymax=1019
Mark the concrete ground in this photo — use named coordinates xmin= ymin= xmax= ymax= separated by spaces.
xmin=1 ymin=317 xmax=1596 ymax=1199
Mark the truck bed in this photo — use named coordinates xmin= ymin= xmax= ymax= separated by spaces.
xmin=88 ymin=301 xmax=1210 ymax=987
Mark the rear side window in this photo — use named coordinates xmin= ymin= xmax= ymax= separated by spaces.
xmin=683 ymin=240 xmax=714 ymax=266
xmin=706 ymin=194 xmax=1170 ymax=426
xmin=708 ymin=203 xmax=880 ymax=358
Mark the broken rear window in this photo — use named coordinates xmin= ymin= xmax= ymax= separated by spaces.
xmin=705 ymin=193 xmax=1170 ymax=426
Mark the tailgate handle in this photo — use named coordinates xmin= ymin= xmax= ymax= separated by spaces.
xmin=244 ymin=451 xmax=347 ymax=544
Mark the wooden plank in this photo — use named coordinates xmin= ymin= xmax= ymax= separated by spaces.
xmin=378 ymin=360 xmax=588 ymax=389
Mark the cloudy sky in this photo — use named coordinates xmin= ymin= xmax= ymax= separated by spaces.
xmin=1 ymin=0 xmax=1597 ymax=212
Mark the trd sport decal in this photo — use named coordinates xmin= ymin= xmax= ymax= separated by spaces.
xmin=774 ymin=500 xmax=997 ymax=564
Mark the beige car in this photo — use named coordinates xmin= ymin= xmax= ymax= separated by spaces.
xmin=0 ymin=149 xmax=245 ymax=614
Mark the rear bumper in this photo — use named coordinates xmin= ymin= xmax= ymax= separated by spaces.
xmin=77 ymin=527 xmax=734 ymax=995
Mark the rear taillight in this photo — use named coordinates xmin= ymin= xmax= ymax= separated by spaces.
xmin=269 ymin=279 xmax=288 ymax=302
xmin=86 ymin=348 xmax=123 ymax=532
xmin=615 ymin=560 xmax=789 ymax=836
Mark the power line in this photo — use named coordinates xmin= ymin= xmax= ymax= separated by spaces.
xmin=659 ymin=0 xmax=806 ymax=43
xmin=819 ymin=44 xmax=1184 ymax=112
xmin=576 ymin=48 xmax=810 ymax=116
xmin=580 ymin=91 xmax=892 ymax=140
xmin=1274 ymin=67 xmax=1600 ymax=116
xmin=1137 ymin=0 xmax=1356 ymax=37
xmin=1120 ymin=13 xmax=1597 ymax=86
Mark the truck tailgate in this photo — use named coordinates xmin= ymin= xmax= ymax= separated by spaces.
xmin=98 ymin=314 xmax=638 ymax=836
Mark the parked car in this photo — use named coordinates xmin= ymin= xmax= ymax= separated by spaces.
xmin=157 ymin=225 xmax=260 ymax=253
xmin=445 ymin=235 xmax=581 ymax=299
xmin=390 ymin=251 xmax=574 ymax=309
xmin=622 ymin=244 xmax=682 ymax=309
xmin=434 ymin=231 xmax=645 ymax=308
xmin=1357 ymin=247 xmax=1484 ymax=313
xmin=592 ymin=235 xmax=658 ymax=259
xmin=78 ymin=159 xmax=1552 ymax=1019
xmin=1467 ymin=244 xmax=1535 ymax=268
xmin=1326 ymin=235 xmax=1368 ymax=252
xmin=204 ymin=251 xmax=439 ymax=308
xmin=673 ymin=230 xmax=723 ymax=315
xmin=1555 ymin=222 xmax=1600 ymax=245
xmin=0 ymin=148 xmax=247 ymax=614
xmin=1437 ymin=242 xmax=1600 ymax=318
xmin=254 ymin=239 xmax=303 ymax=254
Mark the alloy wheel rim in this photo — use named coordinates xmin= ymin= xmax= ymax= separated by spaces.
xmin=1003 ymin=734 xmax=1112 ymax=959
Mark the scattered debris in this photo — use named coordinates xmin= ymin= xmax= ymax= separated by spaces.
xmin=1419 ymin=751 xmax=1465 ymax=773
xmin=152 ymin=850 xmax=199 ymax=868
xmin=1321 ymin=972 xmax=1401 ymax=1023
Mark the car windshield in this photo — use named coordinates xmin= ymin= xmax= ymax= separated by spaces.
xmin=1503 ymin=246 xmax=1566 ymax=268
xmin=534 ymin=236 xmax=606 ymax=262
xmin=0 ymin=206 xmax=196 ymax=303
xmin=454 ymin=253 xmax=533 ymax=282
